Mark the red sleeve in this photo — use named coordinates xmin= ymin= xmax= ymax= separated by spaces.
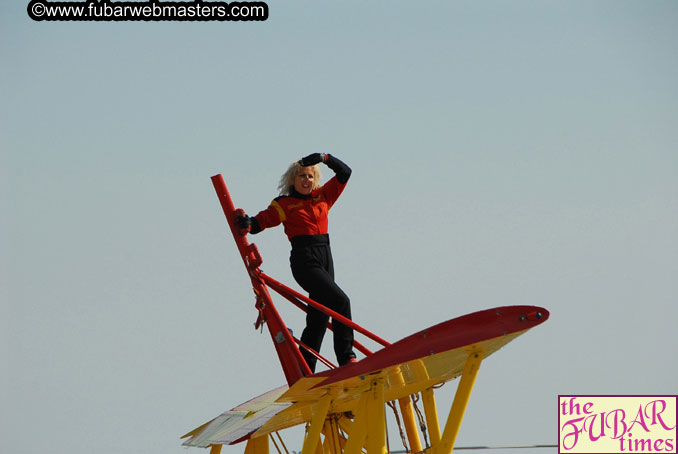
xmin=253 ymin=200 xmax=286 ymax=231
xmin=321 ymin=176 xmax=347 ymax=209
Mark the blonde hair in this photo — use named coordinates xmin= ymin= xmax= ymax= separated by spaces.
xmin=278 ymin=161 xmax=322 ymax=195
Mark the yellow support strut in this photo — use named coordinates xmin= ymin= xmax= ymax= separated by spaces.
xmin=435 ymin=352 xmax=483 ymax=454
xmin=365 ymin=380 xmax=387 ymax=454
xmin=389 ymin=367 xmax=423 ymax=453
xmin=245 ymin=436 xmax=270 ymax=454
xmin=322 ymin=418 xmax=343 ymax=454
xmin=343 ymin=391 xmax=370 ymax=454
xmin=422 ymin=387 xmax=441 ymax=446
xmin=398 ymin=396 xmax=423 ymax=453
xmin=302 ymin=394 xmax=332 ymax=454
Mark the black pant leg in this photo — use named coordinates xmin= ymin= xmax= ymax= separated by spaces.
xmin=300 ymin=305 xmax=329 ymax=373
xmin=292 ymin=246 xmax=355 ymax=372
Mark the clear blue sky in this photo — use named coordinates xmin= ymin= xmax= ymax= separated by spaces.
xmin=2 ymin=2 xmax=677 ymax=454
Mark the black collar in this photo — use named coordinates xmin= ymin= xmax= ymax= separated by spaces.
xmin=289 ymin=187 xmax=312 ymax=200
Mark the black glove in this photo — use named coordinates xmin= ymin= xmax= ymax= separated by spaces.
xmin=299 ymin=153 xmax=326 ymax=166
xmin=236 ymin=215 xmax=252 ymax=229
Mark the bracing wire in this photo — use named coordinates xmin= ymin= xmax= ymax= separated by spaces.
xmin=270 ymin=434 xmax=283 ymax=454
xmin=275 ymin=432 xmax=290 ymax=454
xmin=386 ymin=400 xmax=409 ymax=453
xmin=411 ymin=393 xmax=430 ymax=449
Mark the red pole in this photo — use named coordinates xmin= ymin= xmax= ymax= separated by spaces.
xmin=211 ymin=174 xmax=311 ymax=383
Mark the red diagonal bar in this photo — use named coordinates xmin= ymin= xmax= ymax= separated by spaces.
xmin=292 ymin=337 xmax=336 ymax=370
xmin=260 ymin=272 xmax=391 ymax=348
xmin=264 ymin=275 xmax=374 ymax=356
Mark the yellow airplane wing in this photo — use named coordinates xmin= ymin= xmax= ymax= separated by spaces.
xmin=183 ymin=305 xmax=548 ymax=451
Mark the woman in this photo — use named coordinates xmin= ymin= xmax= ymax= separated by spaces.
xmin=237 ymin=153 xmax=356 ymax=373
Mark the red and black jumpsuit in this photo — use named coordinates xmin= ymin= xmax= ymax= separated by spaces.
xmin=249 ymin=155 xmax=355 ymax=372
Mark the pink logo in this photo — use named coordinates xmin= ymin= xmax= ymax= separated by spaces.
xmin=559 ymin=396 xmax=677 ymax=454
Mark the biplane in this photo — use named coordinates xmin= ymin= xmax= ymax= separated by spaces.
xmin=181 ymin=174 xmax=550 ymax=454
